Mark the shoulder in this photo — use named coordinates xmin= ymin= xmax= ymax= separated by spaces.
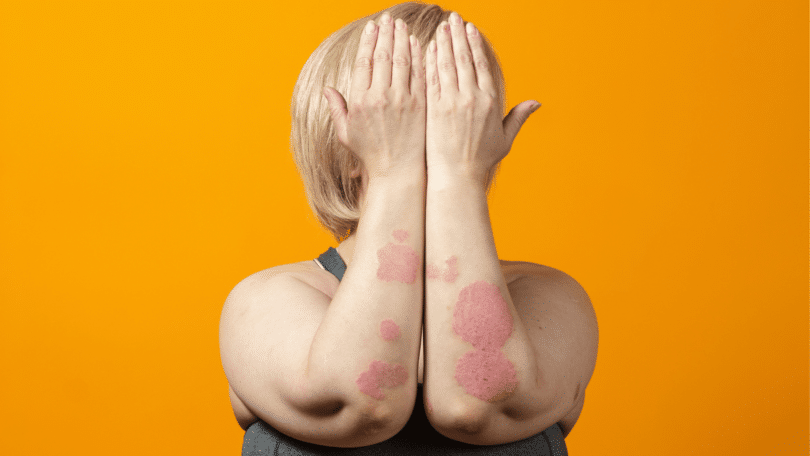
xmin=504 ymin=260 xmax=598 ymax=431
xmin=219 ymin=260 xmax=336 ymax=431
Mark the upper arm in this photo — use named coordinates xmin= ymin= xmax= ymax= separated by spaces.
xmin=558 ymin=391 xmax=585 ymax=438
xmin=218 ymin=271 xmax=395 ymax=446
xmin=509 ymin=264 xmax=598 ymax=435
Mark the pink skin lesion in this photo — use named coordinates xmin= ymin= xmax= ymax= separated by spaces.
xmin=377 ymin=243 xmax=420 ymax=283
xmin=454 ymin=349 xmax=518 ymax=402
xmin=356 ymin=360 xmax=408 ymax=400
xmin=392 ymin=229 xmax=409 ymax=242
xmin=452 ymin=280 xmax=519 ymax=403
xmin=379 ymin=319 xmax=401 ymax=341
xmin=426 ymin=255 xmax=459 ymax=283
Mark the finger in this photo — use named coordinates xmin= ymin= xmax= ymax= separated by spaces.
xmin=448 ymin=12 xmax=476 ymax=92
xmin=435 ymin=21 xmax=458 ymax=93
xmin=391 ymin=18 xmax=411 ymax=93
xmin=425 ymin=39 xmax=440 ymax=102
xmin=465 ymin=22 xmax=495 ymax=95
xmin=371 ymin=12 xmax=395 ymax=89
xmin=503 ymin=100 xmax=541 ymax=145
xmin=409 ymin=35 xmax=426 ymax=98
xmin=351 ymin=21 xmax=378 ymax=96
xmin=322 ymin=86 xmax=348 ymax=146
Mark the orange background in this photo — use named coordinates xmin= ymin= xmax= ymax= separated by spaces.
xmin=1 ymin=0 xmax=806 ymax=454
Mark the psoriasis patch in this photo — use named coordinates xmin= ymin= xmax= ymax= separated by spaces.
xmin=454 ymin=349 xmax=518 ymax=402
xmin=452 ymin=280 xmax=518 ymax=402
xmin=377 ymin=242 xmax=420 ymax=283
xmin=356 ymin=360 xmax=408 ymax=400
xmin=379 ymin=319 xmax=401 ymax=341
xmin=427 ymin=256 xmax=459 ymax=283
xmin=392 ymin=229 xmax=409 ymax=242
xmin=452 ymin=281 xmax=512 ymax=350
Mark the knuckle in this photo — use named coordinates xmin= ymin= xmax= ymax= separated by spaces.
xmin=374 ymin=50 xmax=391 ymax=63
xmin=457 ymin=52 xmax=472 ymax=65
xmin=355 ymin=56 xmax=373 ymax=69
xmin=393 ymin=54 xmax=410 ymax=68
xmin=460 ymin=94 xmax=475 ymax=109
xmin=371 ymin=95 xmax=389 ymax=109
xmin=475 ymin=56 xmax=490 ymax=71
xmin=480 ymin=94 xmax=495 ymax=110
xmin=439 ymin=59 xmax=456 ymax=72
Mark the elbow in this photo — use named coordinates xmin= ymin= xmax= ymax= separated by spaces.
xmin=427 ymin=398 xmax=491 ymax=438
xmin=343 ymin=395 xmax=415 ymax=445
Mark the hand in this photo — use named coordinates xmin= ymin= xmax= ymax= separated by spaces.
xmin=425 ymin=12 xmax=540 ymax=184
xmin=322 ymin=12 xmax=427 ymax=180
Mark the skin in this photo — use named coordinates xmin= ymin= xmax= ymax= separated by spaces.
xmin=356 ymin=360 xmax=409 ymax=400
xmin=316 ymin=9 xmax=593 ymax=446
xmin=427 ymin=255 xmax=459 ymax=283
xmin=225 ymin=8 xmax=595 ymax=447
xmin=336 ymin=11 xmax=538 ymax=407
xmin=379 ymin=319 xmax=401 ymax=341
xmin=376 ymin=242 xmax=420 ymax=283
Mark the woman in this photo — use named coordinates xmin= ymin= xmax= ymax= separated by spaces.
xmin=219 ymin=3 xmax=599 ymax=454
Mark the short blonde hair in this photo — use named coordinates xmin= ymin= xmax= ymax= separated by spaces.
xmin=290 ymin=2 xmax=506 ymax=242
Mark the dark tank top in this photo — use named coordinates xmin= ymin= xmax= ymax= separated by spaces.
xmin=242 ymin=247 xmax=568 ymax=455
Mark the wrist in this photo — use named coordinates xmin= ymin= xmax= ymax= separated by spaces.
xmin=427 ymin=165 xmax=487 ymax=193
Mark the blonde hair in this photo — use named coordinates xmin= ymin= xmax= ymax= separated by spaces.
xmin=290 ymin=2 xmax=506 ymax=242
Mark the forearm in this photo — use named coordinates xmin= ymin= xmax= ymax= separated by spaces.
xmin=423 ymin=173 xmax=543 ymax=430
xmin=307 ymin=173 xmax=425 ymax=418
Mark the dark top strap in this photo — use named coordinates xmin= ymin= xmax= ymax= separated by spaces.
xmin=317 ymin=246 xmax=347 ymax=281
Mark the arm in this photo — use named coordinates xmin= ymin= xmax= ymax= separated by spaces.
xmin=422 ymin=13 xmax=547 ymax=444
xmin=220 ymin=13 xmax=428 ymax=448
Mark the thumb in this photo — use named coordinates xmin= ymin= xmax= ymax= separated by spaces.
xmin=502 ymin=100 xmax=541 ymax=145
xmin=322 ymin=86 xmax=348 ymax=146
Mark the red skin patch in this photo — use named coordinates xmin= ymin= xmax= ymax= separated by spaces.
xmin=392 ymin=229 xmax=409 ymax=242
xmin=455 ymin=349 xmax=518 ymax=402
xmin=377 ymin=243 xmax=420 ymax=283
xmin=452 ymin=281 xmax=518 ymax=402
xmin=379 ymin=319 xmax=401 ymax=341
xmin=427 ymin=264 xmax=442 ymax=280
xmin=356 ymin=360 xmax=408 ymax=400
xmin=426 ymin=256 xmax=459 ymax=283
xmin=452 ymin=281 xmax=512 ymax=350
xmin=425 ymin=396 xmax=434 ymax=413
xmin=442 ymin=256 xmax=459 ymax=283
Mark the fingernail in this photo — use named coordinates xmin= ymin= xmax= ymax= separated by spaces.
xmin=531 ymin=102 xmax=542 ymax=112
xmin=466 ymin=22 xmax=477 ymax=36
xmin=450 ymin=12 xmax=461 ymax=25
xmin=365 ymin=21 xmax=375 ymax=34
xmin=381 ymin=12 xmax=391 ymax=24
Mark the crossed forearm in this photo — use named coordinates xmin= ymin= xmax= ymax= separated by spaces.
xmin=421 ymin=173 xmax=542 ymax=434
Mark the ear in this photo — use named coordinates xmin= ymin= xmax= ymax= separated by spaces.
xmin=349 ymin=161 xmax=362 ymax=179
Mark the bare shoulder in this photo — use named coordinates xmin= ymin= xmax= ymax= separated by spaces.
xmin=505 ymin=260 xmax=598 ymax=436
xmin=218 ymin=259 xmax=340 ymax=432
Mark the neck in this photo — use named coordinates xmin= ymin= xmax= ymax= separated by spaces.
xmin=336 ymin=233 xmax=357 ymax=269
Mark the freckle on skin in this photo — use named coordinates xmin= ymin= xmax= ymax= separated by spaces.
xmin=377 ymin=243 xmax=420 ymax=283
xmin=392 ymin=229 xmax=409 ymax=242
xmin=379 ymin=319 xmax=401 ymax=341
